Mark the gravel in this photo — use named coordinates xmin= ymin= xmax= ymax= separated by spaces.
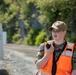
xmin=0 ymin=49 xmax=38 ymax=75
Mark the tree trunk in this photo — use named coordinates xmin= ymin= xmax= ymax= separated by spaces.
xmin=18 ymin=19 xmax=27 ymax=41
xmin=30 ymin=4 xmax=42 ymax=29
xmin=16 ymin=5 xmax=27 ymax=42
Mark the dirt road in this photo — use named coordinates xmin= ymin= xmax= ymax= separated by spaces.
xmin=4 ymin=44 xmax=39 ymax=58
xmin=3 ymin=44 xmax=39 ymax=75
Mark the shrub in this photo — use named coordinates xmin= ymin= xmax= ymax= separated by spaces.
xmin=12 ymin=34 xmax=20 ymax=44
xmin=23 ymin=28 xmax=40 ymax=45
xmin=69 ymin=36 xmax=76 ymax=43
xmin=35 ymin=29 xmax=47 ymax=46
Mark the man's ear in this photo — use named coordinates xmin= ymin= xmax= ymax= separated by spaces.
xmin=64 ymin=31 xmax=67 ymax=35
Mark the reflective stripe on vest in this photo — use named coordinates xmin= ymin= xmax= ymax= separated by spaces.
xmin=39 ymin=42 xmax=75 ymax=75
xmin=62 ymin=51 xmax=73 ymax=56
xmin=62 ymin=42 xmax=74 ymax=56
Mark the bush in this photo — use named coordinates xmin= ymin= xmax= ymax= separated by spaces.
xmin=23 ymin=28 xmax=40 ymax=45
xmin=12 ymin=34 xmax=20 ymax=44
xmin=35 ymin=29 xmax=47 ymax=46
xmin=7 ymin=29 xmax=13 ymax=43
xmin=69 ymin=36 xmax=76 ymax=43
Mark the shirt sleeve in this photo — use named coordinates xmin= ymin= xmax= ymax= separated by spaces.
xmin=35 ymin=43 xmax=44 ymax=63
xmin=72 ymin=45 xmax=76 ymax=70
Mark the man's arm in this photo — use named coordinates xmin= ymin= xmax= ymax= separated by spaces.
xmin=36 ymin=44 xmax=54 ymax=69
xmin=72 ymin=45 xmax=76 ymax=75
xmin=35 ymin=43 xmax=44 ymax=64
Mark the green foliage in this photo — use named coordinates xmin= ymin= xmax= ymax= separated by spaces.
xmin=7 ymin=25 xmax=17 ymax=43
xmin=69 ymin=36 xmax=76 ymax=43
xmin=35 ymin=29 xmax=47 ymax=46
xmin=0 ymin=0 xmax=76 ymax=45
xmin=23 ymin=28 xmax=40 ymax=45
xmin=7 ymin=30 xmax=13 ymax=43
xmin=12 ymin=34 xmax=20 ymax=44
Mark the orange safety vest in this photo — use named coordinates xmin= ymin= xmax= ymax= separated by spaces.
xmin=39 ymin=41 xmax=75 ymax=75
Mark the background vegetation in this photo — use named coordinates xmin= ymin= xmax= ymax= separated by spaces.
xmin=0 ymin=0 xmax=76 ymax=45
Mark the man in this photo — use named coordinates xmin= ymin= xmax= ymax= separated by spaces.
xmin=35 ymin=21 xmax=76 ymax=75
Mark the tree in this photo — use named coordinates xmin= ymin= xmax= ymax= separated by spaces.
xmin=0 ymin=0 xmax=76 ymax=44
xmin=36 ymin=0 xmax=76 ymax=37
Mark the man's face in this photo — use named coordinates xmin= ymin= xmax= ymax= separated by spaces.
xmin=52 ymin=29 xmax=66 ymax=41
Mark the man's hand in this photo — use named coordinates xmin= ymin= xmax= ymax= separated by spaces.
xmin=46 ymin=44 xmax=54 ymax=56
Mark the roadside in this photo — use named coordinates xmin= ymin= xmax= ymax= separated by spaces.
xmin=4 ymin=44 xmax=39 ymax=58
xmin=0 ymin=44 xmax=39 ymax=75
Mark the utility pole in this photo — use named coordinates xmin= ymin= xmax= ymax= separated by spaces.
xmin=0 ymin=24 xmax=4 ymax=59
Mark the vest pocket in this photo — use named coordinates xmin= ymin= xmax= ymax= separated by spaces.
xmin=57 ymin=55 xmax=72 ymax=72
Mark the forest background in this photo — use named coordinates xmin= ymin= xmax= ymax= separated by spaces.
xmin=0 ymin=0 xmax=76 ymax=46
